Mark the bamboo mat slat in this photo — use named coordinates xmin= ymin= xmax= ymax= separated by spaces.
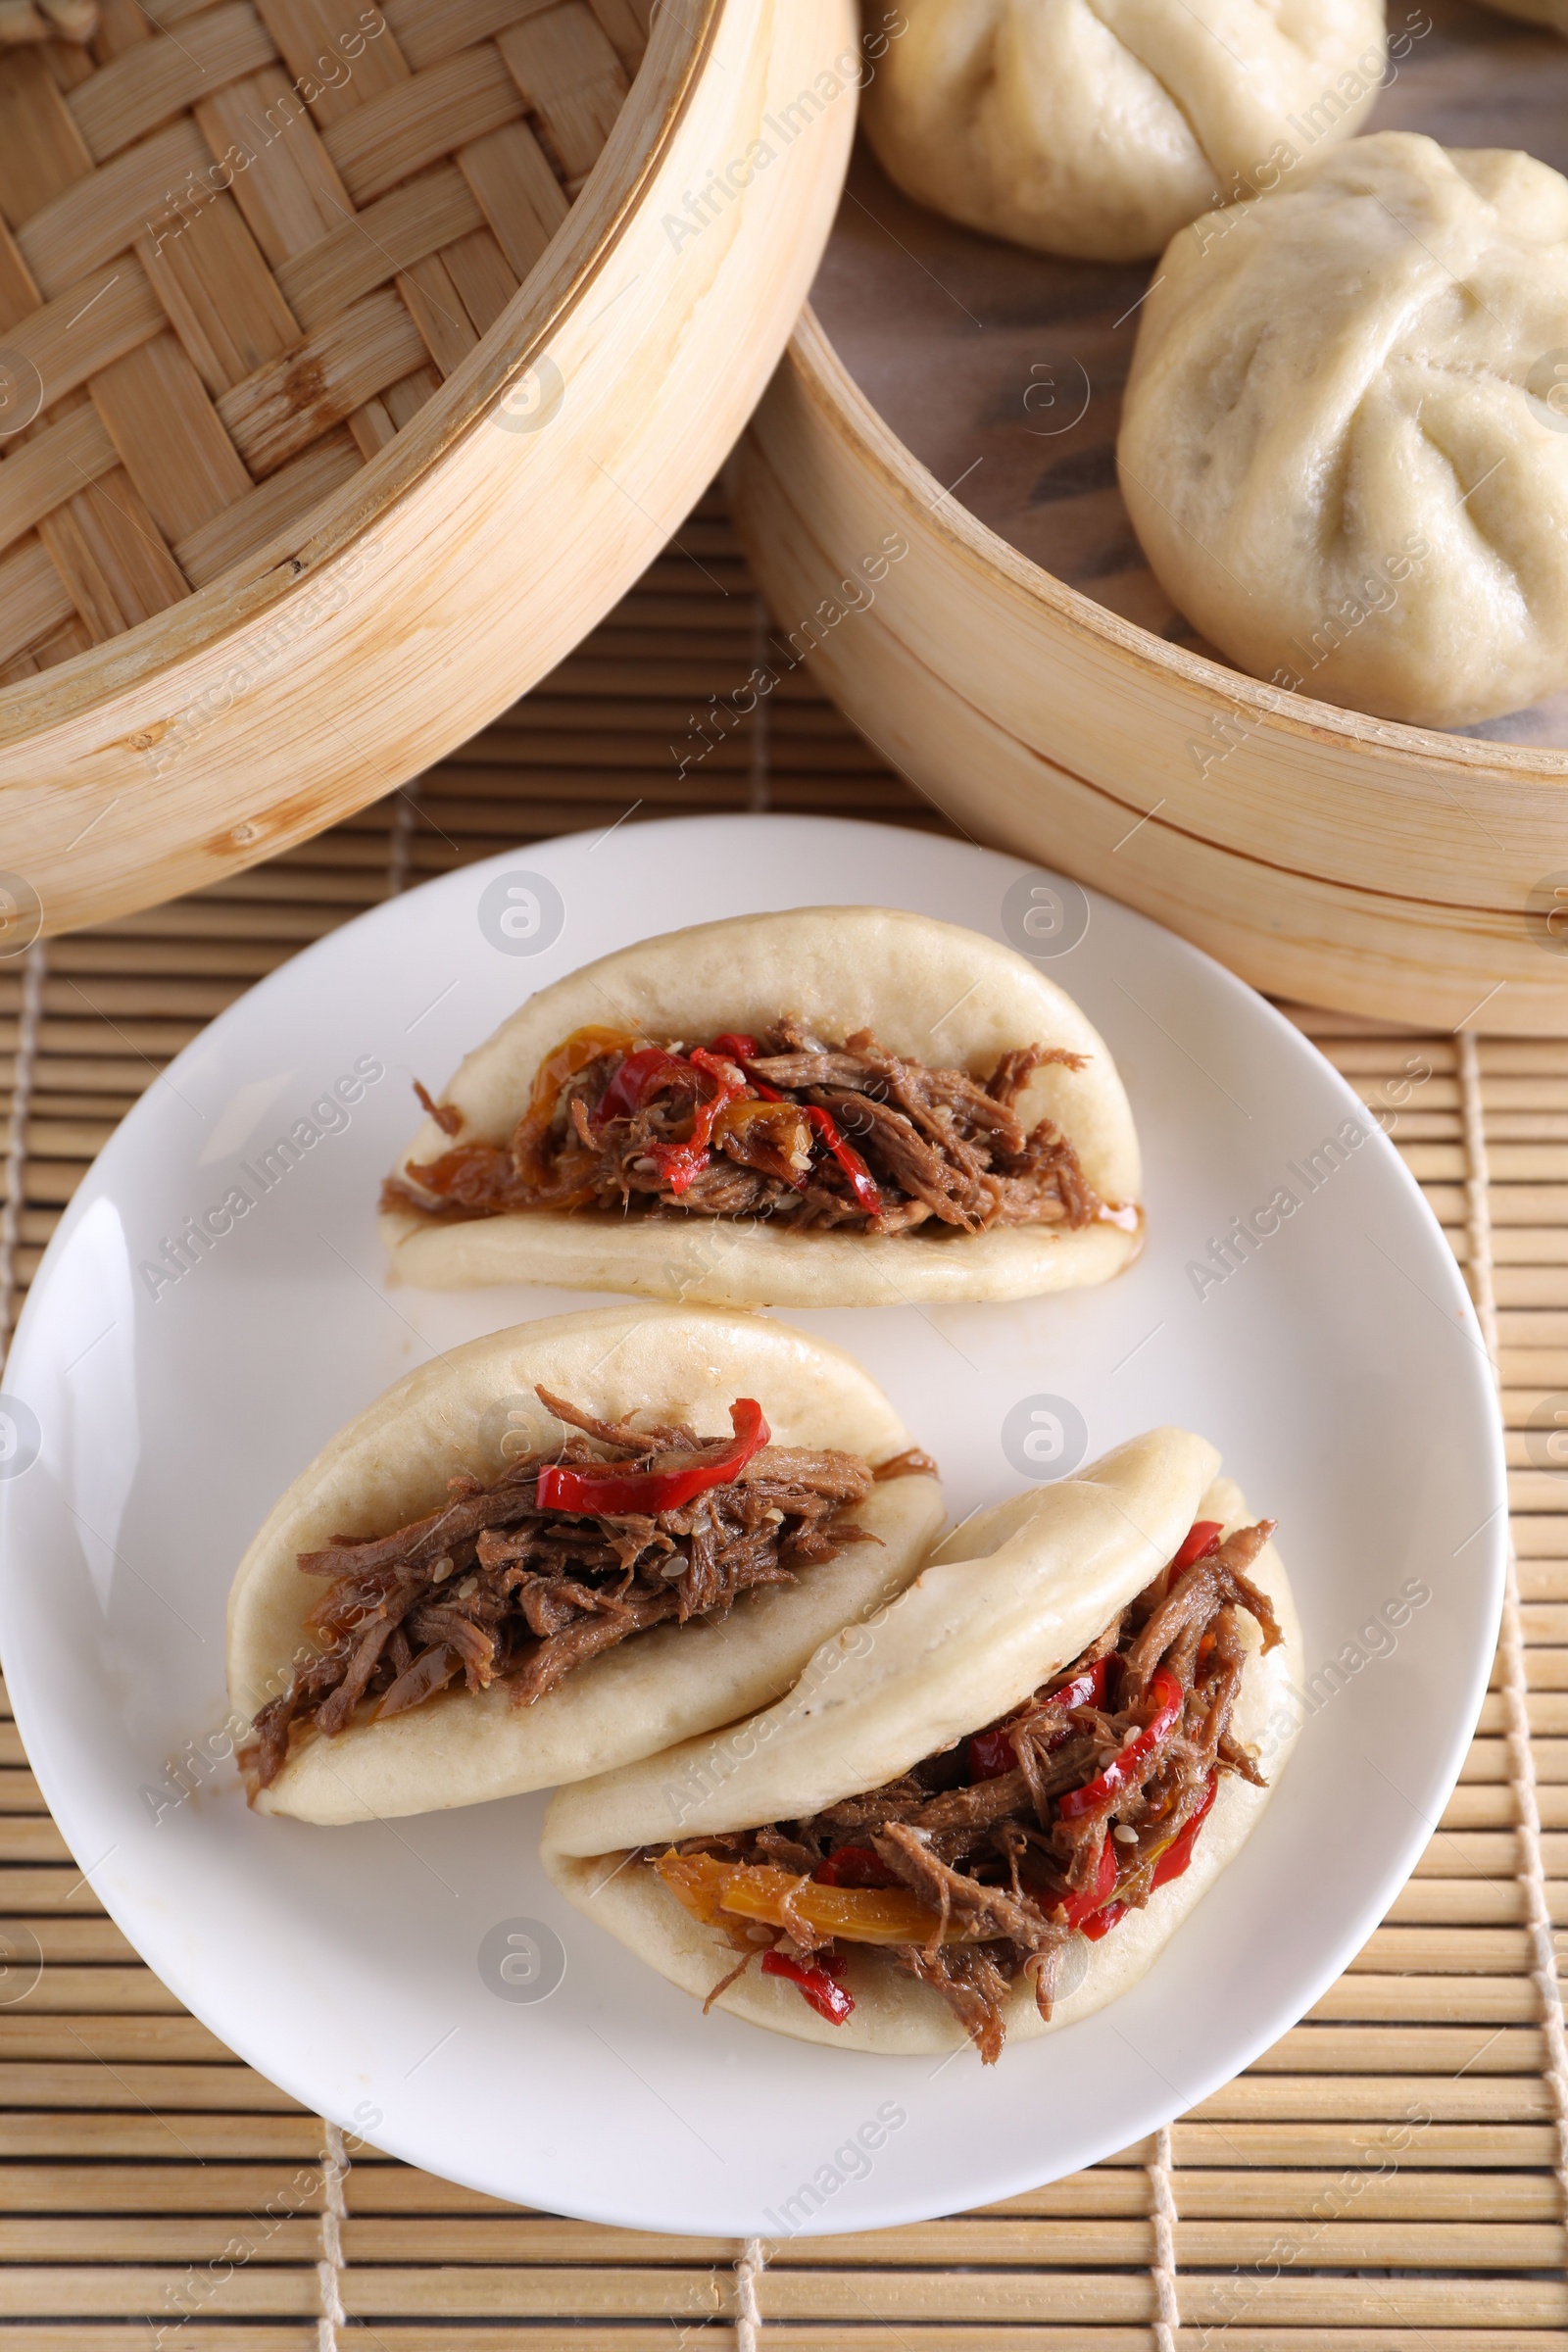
xmin=0 ymin=482 xmax=1564 ymax=2345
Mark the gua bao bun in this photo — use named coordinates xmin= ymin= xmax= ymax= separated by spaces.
xmin=229 ymin=1308 xmax=944 ymax=1825
xmin=1118 ymin=134 xmax=1568 ymax=729
xmin=545 ymin=1433 xmax=1303 ymax=2060
xmin=380 ymin=907 xmax=1142 ymax=1309
xmin=859 ymin=0 xmax=1387 ymax=263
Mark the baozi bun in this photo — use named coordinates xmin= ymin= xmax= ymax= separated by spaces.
xmin=859 ymin=0 xmax=1388 ymax=263
xmin=1117 ymin=133 xmax=1568 ymax=730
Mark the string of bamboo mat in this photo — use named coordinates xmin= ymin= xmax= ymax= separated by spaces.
xmin=0 ymin=484 xmax=1566 ymax=2342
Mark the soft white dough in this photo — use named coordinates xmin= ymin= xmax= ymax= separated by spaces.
xmin=860 ymin=0 xmax=1388 ymax=262
xmin=1118 ymin=133 xmax=1568 ymax=730
xmin=544 ymin=1444 xmax=1305 ymax=2056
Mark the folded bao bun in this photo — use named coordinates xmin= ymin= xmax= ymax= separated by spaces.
xmin=228 ymin=1307 xmax=944 ymax=1826
xmin=379 ymin=907 xmax=1142 ymax=1308
xmin=859 ymin=0 xmax=1386 ymax=264
xmin=544 ymin=1431 xmax=1303 ymax=2055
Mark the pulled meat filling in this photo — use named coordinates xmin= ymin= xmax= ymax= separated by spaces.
xmin=242 ymin=1389 xmax=933 ymax=1795
xmin=384 ymin=1019 xmax=1136 ymax=1240
xmin=653 ymin=1517 xmax=1281 ymax=2062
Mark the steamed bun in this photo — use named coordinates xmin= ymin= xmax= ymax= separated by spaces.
xmin=1117 ymin=133 xmax=1568 ymax=729
xmin=859 ymin=0 xmax=1388 ymax=263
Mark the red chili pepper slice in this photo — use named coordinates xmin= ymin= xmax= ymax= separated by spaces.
xmin=590 ymin=1045 xmax=694 ymax=1132
xmin=1072 ymin=1771 xmax=1219 ymax=1947
xmin=812 ymin=1845 xmax=897 ymax=1889
xmin=535 ymin=1396 xmax=770 ymax=1516
xmin=760 ymin=1946 xmax=855 ymax=2024
xmin=1057 ymin=1833 xmax=1118 ymax=1930
xmin=965 ymin=1729 xmax=1016 ymax=1783
xmin=647 ymin=1046 xmax=748 ymax=1196
xmin=1056 ymin=1666 xmax=1184 ymax=1821
xmin=966 ymin=1657 xmax=1109 ymax=1783
xmin=803 ymin=1103 xmax=882 ymax=1216
xmin=1171 ymin=1520 xmax=1224 ymax=1574
xmin=1048 ymin=1656 xmax=1110 ymax=1717
xmin=603 ymin=1042 xmax=883 ymax=1211
xmin=1151 ymin=1772 xmax=1218 ymax=1889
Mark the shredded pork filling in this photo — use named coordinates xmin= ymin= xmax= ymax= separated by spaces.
xmin=242 ymin=1388 xmax=934 ymax=1794
xmin=384 ymin=1018 xmax=1125 ymax=1239
xmin=655 ymin=1519 xmax=1282 ymax=2062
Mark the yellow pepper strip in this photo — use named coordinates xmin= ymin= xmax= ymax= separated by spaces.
xmin=653 ymin=1850 xmax=962 ymax=1947
xmin=513 ymin=1026 xmax=635 ymax=1174
xmin=712 ymin=1097 xmax=814 ymax=1178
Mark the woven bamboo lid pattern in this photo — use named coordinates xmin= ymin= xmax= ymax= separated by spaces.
xmin=0 ymin=0 xmax=648 ymax=678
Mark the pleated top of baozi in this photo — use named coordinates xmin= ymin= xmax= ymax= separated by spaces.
xmin=860 ymin=0 xmax=1388 ymax=263
xmin=1118 ymin=134 xmax=1568 ymax=730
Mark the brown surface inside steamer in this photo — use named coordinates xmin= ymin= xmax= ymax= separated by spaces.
xmin=0 ymin=0 xmax=647 ymax=681
xmin=811 ymin=0 xmax=1568 ymax=749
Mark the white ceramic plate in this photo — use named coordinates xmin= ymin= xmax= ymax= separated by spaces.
xmin=0 ymin=815 xmax=1503 ymax=2237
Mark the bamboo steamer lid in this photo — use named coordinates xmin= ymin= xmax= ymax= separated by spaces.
xmin=734 ymin=16 xmax=1568 ymax=1033
xmin=0 ymin=0 xmax=858 ymax=934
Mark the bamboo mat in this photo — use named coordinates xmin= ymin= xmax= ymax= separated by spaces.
xmin=1 ymin=483 xmax=1566 ymax=2347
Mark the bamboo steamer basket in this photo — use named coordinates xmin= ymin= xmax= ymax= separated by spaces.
xmin=732 ymin=0 xmax=1568 ymax=1033
xmin=0 ymin=0 xmax=858 ymax=935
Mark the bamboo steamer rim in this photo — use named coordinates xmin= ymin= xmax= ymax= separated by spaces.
xmin=785 ymin=301 xmax=1568 ymax=789
xmin=0 ymin=0 xmax=723 ymax=747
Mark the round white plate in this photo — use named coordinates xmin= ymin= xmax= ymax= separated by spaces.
xmin=0 ymin=815 xmax=1503 ymax=2237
